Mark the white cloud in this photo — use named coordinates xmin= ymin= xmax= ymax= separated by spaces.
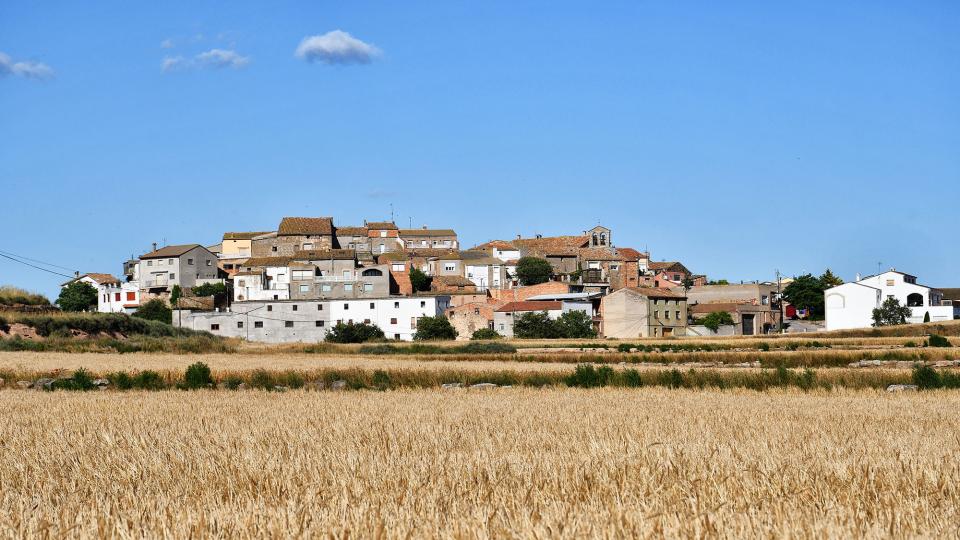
xmin=295 ymin=30 xmax=380 ymax=65
xmin=160 ymin=39 xmax=175 ymax=49
xmin=0 ymin=52 xmax=54 ymax=80
xmin=196 ymin=48 xmax=249 ymax=69
xmin=161 ymin=49 xmax=249 ymax=73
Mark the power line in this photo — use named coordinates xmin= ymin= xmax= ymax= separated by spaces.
xmin=0 ymin=248 xmax=79 ymax=273
xmin=0 ymin=252 xmax=76 ymax=279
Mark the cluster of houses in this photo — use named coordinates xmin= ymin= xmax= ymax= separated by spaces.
xmin=62 ymin=215 xmax=956 ymax=342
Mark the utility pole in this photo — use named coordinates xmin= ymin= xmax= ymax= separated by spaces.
xmin=776 ymin=269 xmax=784 ymax=333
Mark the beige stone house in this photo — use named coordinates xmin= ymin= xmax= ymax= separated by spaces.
xmin=251 ymin=217 xmax=335 ymax=257
xmin=601 ymin=287 xmax=688 ymax=338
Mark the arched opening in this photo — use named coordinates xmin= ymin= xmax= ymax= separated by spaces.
xmin=599 ymin=233 xmax=607 ymax=246
xmin=592 ymin=233 xmax=598 ymax=246
xmin=362 ymin=269 xmax=383 ymax=277
xmin=906 ymin=293 xmax=924 ymax=307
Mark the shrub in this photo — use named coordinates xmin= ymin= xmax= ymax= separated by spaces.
xmin=928 ymin=335 xmax=951 ymax=348
xmin=620 ymin=369 xmax=643 ymax=388
xmin=109 ymin=371 xmax=134 ymax=390
xmin=182 ymin=362 xmax=213 ymax=389
xmin=758 ymin=342 xmax=770 ymax=352
xmin=513 ymin=311 xmax=562 ymax=339
xmin=409 ymin=268 xmax=432 ymax=292
xmin=51 ymin=368 xmax=96 ymax=391
xmin=250 ymin=369 xmax=275 ymax=389
xmin=134 ymin=300 xmax=173 ymax=324
xmin=912 ymin=365 xmax=942 ymax=390
xmin=454 ymin=342 xmax=517 ymax=354
xmin=470 ymin=328 xmax=501 ymax=340
xmin=0 ymin=315 xmax=8 ymax=333
xmin=372 ymin=370 xmax=392 ymax=390
xmin=133 ymin=370 xmax=166 ymax=390
xmin=413 ymin=316 xmax=458 ymax=341
xmin=191 ymin=283 xmax=227 ymax=297
xmin=554 ymin=310 xmax=597 ymax=338
xmin=325 ymin=321 xmax=385 ymax=343
xmin=170 ymin=285 xmax=182 ymax=306
xmin=565 ymin=364 xmax=614 ymax=388
xmin=56 ymin=281 xmax=98 ymax=312
xmin=659 ymin=369 xmax=685 ymax=389
xmin=904 ymin=341 xmax=917 ymax=348
xmin=699 ymin=311 xmax=735 ymax=332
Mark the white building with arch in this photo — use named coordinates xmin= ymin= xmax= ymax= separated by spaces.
xmin=825 ymin=270 xmax=953 ymax=331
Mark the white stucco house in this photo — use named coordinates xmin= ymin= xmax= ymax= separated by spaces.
xmin=62 ymin=273 xmax=141 ymax=314
xmin=825 ymin=270 xmax=953 ymax=331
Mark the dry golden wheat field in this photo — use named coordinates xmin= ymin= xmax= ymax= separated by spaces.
xmin=2 ymin=387 xmax=959 ymax=538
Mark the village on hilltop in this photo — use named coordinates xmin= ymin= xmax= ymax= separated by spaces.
xmin=63 ymin=216 xmax=960 ymax=342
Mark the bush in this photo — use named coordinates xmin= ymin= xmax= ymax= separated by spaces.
xmin=372 ymin=370 xmax=392 ymax=390
xmin=620 ymin=369 xmax=643 ymax=387
xmin=0 ymin=315 xmax=8 ymax=333
xmin=50 ymin=368 xmax=96 ymax=391
xmin=513 ymin=311 xmax=562 ymax=339
xmin=554 ymin=310 xmax=597 ymax=338
xmin=325 ymin=321 xmax=385 ymax=343
xmin=758 ymin=342 xmax=770 ymax=352
xmin=453 ymin=342 xmax=517 ymax=354
xmin=56 ymin=281 xmax=98 ymax=312
xmin=565 ymin=364 xmax=614 ymax=388
xmin=699 ymin=311 xmax=735 ymax=332
xmin=515 ymin=257 xmax=553 ymax=286
xmin=191 ymin=283 xmax=227 ymax=297
xmin=170 ymin=285 xmax=182 ymax=306
xmin=182 ymin=362 xmax=213 ymax=389
xmin=409 ymin=268 xmax=432 ymax=292
xmin=413 ymin=316 xmax=458 ymax=341
xmin=134 ymin=299 xmax=173 ymax=324
xmin=470 ymin=328 xmax=501 ymax=340
xmin=928 ymin=335 xmax=951 ymax=348
xmin=912 ymin=364 xmax=942 ymax=390
xmin=133 ymin=370 xmax=166 ymax=390
xmin=109 ymin=371 xmax=134 ymax=390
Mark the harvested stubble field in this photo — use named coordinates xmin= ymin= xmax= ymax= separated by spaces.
xmin=2 ymin=388 xmax=959 ymax=538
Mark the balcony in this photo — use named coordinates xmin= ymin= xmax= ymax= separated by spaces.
xmin=144 ymin=278 xmax=170 ymax=288
xmin=579 ymin=269 xmax=609 ymax=284
xmin=315 ymin=276 xmax=358 ymax=283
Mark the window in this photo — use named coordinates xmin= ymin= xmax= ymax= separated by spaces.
xmin=303 ymin=243 xmax=313 ymax=250
xmin=114 ymin=293 xmax=121 ymax=301
xmin=168 ymin=259 xmax=174 ymax=265
xmin=420 ymin=301 xmax=426 ymax=308
xmin=345 ymin=284 xmax=353 ymax=292
xmin=380 ymin=231 xmax=387 ymax=237
xmin=664 ymin=311 xmax=670 ymax=320
xmin=271 ymin=246 xmax=278 ymax=252
xmin=673 ymin=274 xmax=681 ymax=281
xmin=147 ymin=260 xmax=153 ymax=266
xmin=126 ymin=292 xmax=135 ymax=301
xmin=474 ymin=308 xmax=480 ymax=315
xmin=317 ymin=304 xmax=323 ymax=311
xmin=362 ymin=269 xmax=383 ymax=277
xmin=369 ymin=302 xmax=375 ymax=309
xmin=292 ymin=305 xmax=298 ymax=311
xmin=237 ymin=321 xmax=243 ymax=328
xmin=886 ymin=279 xmax=895 ymax=286
xmin=344 ymin=303 xmax=349 ymax=310
xmin=761 ymin=295 xmax=769 ymax=305
xmin=321 ymin=284 xmax=332 ymax=292
xmin=187 ymin=258 xmax=194 ymax=265
xmin=392 ymin=263 xmax=405 ymax=271
xmin=292 ymin=270 xmax=312 ymax=280
xmin=273 ymin=295 xmax=278 ymax=300
xmin=238 ymin=280 xmax=246 ymax=287
xmin=169 ymin=273 xmax=176 ymax=280
xmin=267 ymin=305 xmax=273 ymax=312
xmin=343 ymin=270 xmax=351 ymax=278
xmin=610 ymin=264 xmax=619 ymax=271
xmin=299 ymin=285 xmax=310 ymax=293
xmin=285 ymin=321 xmax=294 ymax=328
xmin=444 ymin=263 xmax=456 ymax=272
xmin=206 ymin=260 xmax=212 ymax=267
xmin=390 ymin=317 xmax=397 ymax=324
xmin=676 ymin=311 xmax=681 ymax=320
xmin=364 ymin=283 xmax=373 ymax=292
xmin=394 ymin=301 xmax=400 ymax=308
xmin=254 ymin=321 xmax=263 ymax=328
xmin=394 ymin=333 xmax=400 ymax=340
xmin=211 ymin=324 xmax=219 ymax=330
xmin=315 ymin=321 xmax=324 ymax=327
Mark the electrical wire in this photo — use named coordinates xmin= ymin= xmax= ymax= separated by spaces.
xmin=0 ymin=248 xmax=79 ymax=273
xmin=0 ymin=252 xmax=76 ymax=279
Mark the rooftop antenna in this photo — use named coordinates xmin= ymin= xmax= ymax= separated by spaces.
xmin=878 ymin=261 xmax=883 ymax=275
xmin=390 ymin=203 xmax=394 ymax=223
xmin=409 ymin=216 xmax=413 ymax=229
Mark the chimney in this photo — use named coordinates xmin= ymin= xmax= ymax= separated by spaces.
xmin=152 ymin=242 xmax=157 ymax=252
xmin=856 ymin=273 xmax=861 ymax=281
xmin=536 ymin=234 xmax=542 ymax=239
xmin=422 ymin=225 xmax=428 ymax=230
xmin=516 ymin=234 xmax=521 ymax=240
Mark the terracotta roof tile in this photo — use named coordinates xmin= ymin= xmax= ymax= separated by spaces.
xmin=365 ymin=221 xmax=398 ymax=230
xmin=241 ymin=256 xmax=293 ymax=267
xmin=278 ymin=217 xmax=334 ymax=236
xmin=433 ymin=276 xmax=476 ymax=287
xmin=495 ymin=300 xmax=563 ymax=313
xmin=223 ymin=231 xmax=272 ymax=240
xmin=293 ymin=249 xmax=356 ymax=261
xmin=398 ymin=228 xmax=457 ymax=237
xmin=140 ymin=244 xmax=205 ymax=259
xmin=335 ymin=226 xmax=368 ymax=236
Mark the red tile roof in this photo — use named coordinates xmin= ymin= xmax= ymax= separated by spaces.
xmin=365 ymin=221 xmax=398 ymax=230
xmin=495 ymin=300 xmax=563 ymax=313
xmin=223 ymin=231 xmax=272 ymax=240
xmin=140 ymin=244 xmax=206 ymax=259
xmin=278 ymin=217 xmax=334 ymax=236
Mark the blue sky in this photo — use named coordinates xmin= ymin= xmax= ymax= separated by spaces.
xmin=1 ymin=1 xmax=958 ymax=298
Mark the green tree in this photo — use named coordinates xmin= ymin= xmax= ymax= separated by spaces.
xmin=872 ymin=297 xmax=912 ymax=327
xmin=923 ymin=311 xmax=931 ymax=323
xmin=325 ymin=321 xmax=385 ymax=343
xmin=470 ymin=328 xmax=501 ymax=340
xmin=170 ymin=285 xmax=182 ymax=306
xmin=699 ymin=311 xmax=735 ymax=332
xmin=782 ymin=274 xmax=826 ymax=317
xmin=56 ymin=281 xmax=99 ymax=312
xmin=706 ymin=279 xmax=729 ymax=286
xmin=554 ymin=310 xmax=597 ymax=338
xmin=819 ymin=269 xmax=844 ymax=288
xmin=409 ymin=268 xmax=432 ymax=292
xmin=513 ymin=311 xmax=562 ymax=339
xmin=133 ymin=299 xmax=173 ymax=324
xmin=413 ymin=315 xmax=458 ymax=341
xmin=515 ymin=257 xmax=553 ymax=286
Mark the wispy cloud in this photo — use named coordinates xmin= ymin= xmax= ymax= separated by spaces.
xmin=295 ymin=30 xmax=380 ymax=65
xmin=161 ymin=48 xmax=249 ymax=73
xmin=160 ymin=39 xmax=174 ymax=49
xmin=0 ymin=52 xmax=54 ymax=80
